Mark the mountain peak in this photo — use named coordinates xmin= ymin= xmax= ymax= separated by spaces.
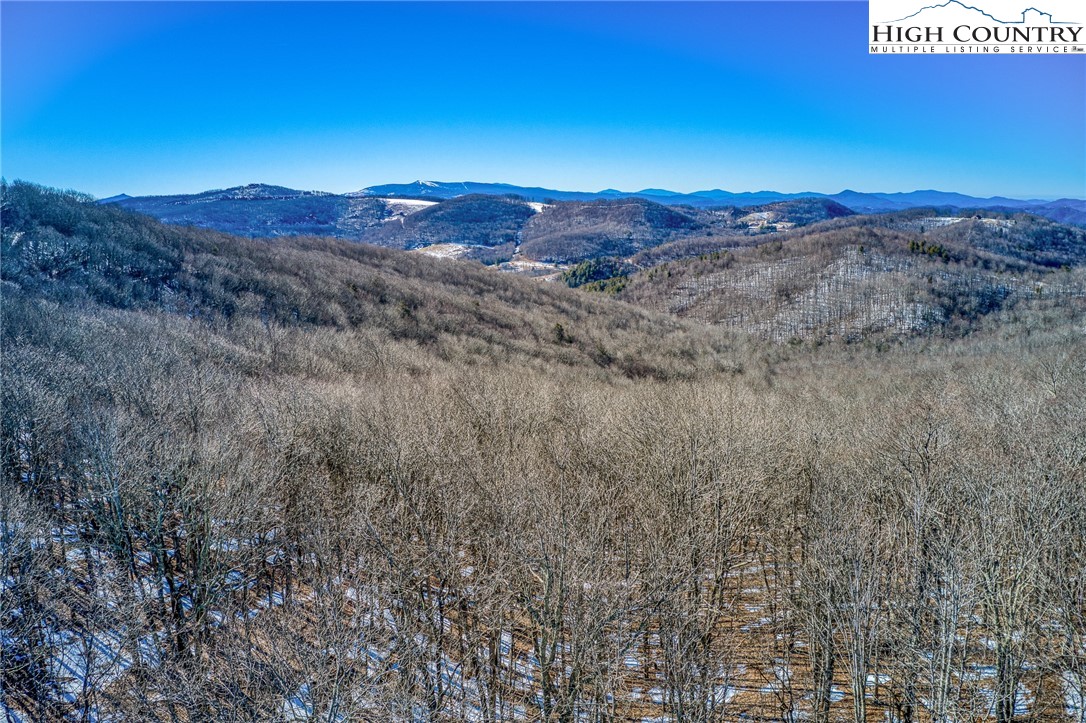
xmin=97 ymin=193 xmax=132 ymax=204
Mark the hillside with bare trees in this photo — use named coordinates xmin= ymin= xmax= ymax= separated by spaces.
xmin=618 ymin=213 xmax=1086 ymax=342
xmin=3 ymin=182 xmax=1085 ymax=723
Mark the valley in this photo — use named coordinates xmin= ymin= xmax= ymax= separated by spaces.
xmin=20 ymin=179 xmax=1075 ymax=354
xmin=101 ymin=179 xmax=1086 ymax=343
xmin=4 ymin=0 xmax=1083 ymax=719
xmin=2 ymin=181 xmax=1085 ymax=723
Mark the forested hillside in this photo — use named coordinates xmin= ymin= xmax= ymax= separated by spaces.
xmin=369 ymin=194 xmax=536 ymax=263
xmin=617 ymin=213 xmax=1086 ymax=341
xmin=110 ymin=184 xmax=397 ymax=239
xmin=103 ymin=185 xmax=874 ymax=267
xmin=3 ymin=182 xmax=1085 ymax=723
xmin=518 ymin=199 xmax=704 ymax=263
xmin=1 ymin=182 xmax=732 ymax=378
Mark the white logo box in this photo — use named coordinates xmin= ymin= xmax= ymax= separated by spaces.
xmin=869 ymin=0 xmax=1086 ymax=53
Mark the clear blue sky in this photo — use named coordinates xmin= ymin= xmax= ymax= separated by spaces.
xmin=2 ymin=1 xmax=1084 ymax=199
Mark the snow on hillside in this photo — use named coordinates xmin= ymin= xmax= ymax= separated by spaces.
xmin=378 ymin=197 xmax=439 ymax=224
xmin=378 ymin=197 xmax=438 ymax=209
xmin=411 ymin=243 xmax=473 ymax=259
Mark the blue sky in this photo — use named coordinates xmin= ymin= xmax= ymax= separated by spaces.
xmin=2 ymin=1 xmax=1084 ymax=198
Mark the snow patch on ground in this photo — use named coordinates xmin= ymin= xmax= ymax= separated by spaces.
xmin=496 ymin=259 xmax=568 ymax=279
xmin=1063 ymin=671 xmax=1085 ymax=719
xmin=866 ymin=673 xmax=891 ymax=687
xmin=374 ymin=197 xmax=438 ymax=224
xmin=412 ymin=243 xmax=473 ymax=259
xmin=1 ymin=699 xmax=27 ymax=723
xmin=912 ymin=217 xmax=1016 ymax=231
xmin=378 ymin=197 xmax=438 ymax=209
xmin=282 ymin=683 xmax=313 ymax=721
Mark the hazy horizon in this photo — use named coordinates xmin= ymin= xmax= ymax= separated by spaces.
xmin=83 ymin=179 xmax=1084 ymax=203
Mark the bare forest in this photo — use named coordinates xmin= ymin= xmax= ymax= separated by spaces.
xmin=3 ymin=182 xmax=1085 ymax=723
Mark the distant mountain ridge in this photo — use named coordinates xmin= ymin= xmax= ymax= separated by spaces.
xmin=20 ymin=179 xmax=1085 ymax=347
xmin=345 ymin=180 xmax=1080 ymax=215
xmin=102 ymin=181 xmax=1086 ymax=231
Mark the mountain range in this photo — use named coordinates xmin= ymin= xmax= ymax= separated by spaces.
xmin=105 ymin=180 xmax=1086 ymax=226
xmin=13 ymin=177 xmax=1086 ymax=346
xmin=94 ymin=181 xmax=1086 ymax=271
xmin=349 ymin=180 xmax=1083 ymax=215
